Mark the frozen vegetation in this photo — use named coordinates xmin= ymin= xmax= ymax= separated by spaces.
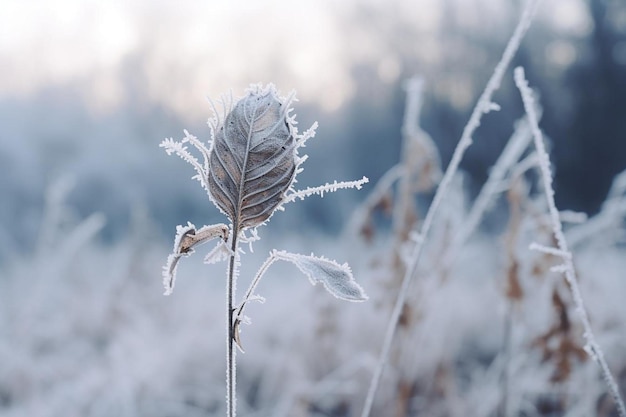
xmin=2 ymin=80 xmax=626 ymax=416
xmin=1 ymin=1 xmax=626 ymax=417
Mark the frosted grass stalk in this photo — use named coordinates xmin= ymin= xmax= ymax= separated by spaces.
xmin=514 ymin=66 xmax=626 ymax=417
xmin=453 ymin=118 xmax=532 ymax=251
xmin=360 ymin=2 xmax=542 ymax=416
xmin=393 ymin=77 xmax=425 ymax=242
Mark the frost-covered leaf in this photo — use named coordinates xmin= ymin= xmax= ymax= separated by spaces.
xmin=274 ymin=250 xmax=368 ymax=302
xmin=208 ymin=84 xmax=298 ymax=232
xmin=163 ymin=222 xmax=229 ymax=295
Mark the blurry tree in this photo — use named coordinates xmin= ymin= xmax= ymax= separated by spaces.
xmin=557 ymin=0 xmax=626 ymax=213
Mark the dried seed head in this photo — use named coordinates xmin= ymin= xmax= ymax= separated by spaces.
xmin=208 ymin=85 xmax=298 ymax=232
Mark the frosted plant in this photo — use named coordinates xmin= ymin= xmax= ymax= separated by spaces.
xmin=160 ymin=84 xmax=368 ymax=417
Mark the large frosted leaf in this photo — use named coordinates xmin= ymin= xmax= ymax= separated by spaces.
xmin=208 ymin=85 xmax=296 ymax=232
xmin=274 ymin=250 xmax=368 ymax=302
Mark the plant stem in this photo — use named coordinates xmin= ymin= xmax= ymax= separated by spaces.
xmin=499 ymin=303 xmax=513 ymax=417
xmin=235 ymin=251 xmax=278 ymax=325
xmin=227 ymin=231 xmax=239 ymax=417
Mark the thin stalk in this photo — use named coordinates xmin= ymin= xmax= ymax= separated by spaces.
xmin=499 ymin=303 xmax=513 ymax=417
xmin=451 ymin=118 xmax=532 ymax=255
xmin=392 ymin=77 xmax=423 ymax=246
xmin=234 ymin=251 xmax=278 ymax=325
xmin=515 ymin=66 xmax=626 ymax=417
xmin=227 ymin=231 xmax=239 ymax=417
xmin=359 ymin=2 xmax=541 ymax=416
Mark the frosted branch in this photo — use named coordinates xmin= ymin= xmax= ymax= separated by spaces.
xmin=181 ymin=129 xmax=211 ymax=176
xmin=360 ymin=2 xmax=542 ymax=415
xmin=284 ymin=177 xmax=369 ymax=203
xmin=344 ymin=164 xmax=404 ymax=238
xmin=515 ymin=66 xmax=626 ymax=417
xmin=550 ymin=264 xmax=569 ymax=274
xmin=160 ymin=136 xmax=209 ymax=193
xmin=295 ymin=121 xmax=318 ymax=147
xmin=232 ymin=251 xmax=280 ymax=342
xmin=452 ymin=117 xmax=533 ymax=252
xmin=528 ymin=242 xmax=572 ymax=259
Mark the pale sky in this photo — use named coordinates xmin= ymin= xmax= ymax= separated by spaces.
xmin=0 ymin=0 xmax=592 ymax=120
xmin=0 ymin=0 xmax=357 ymax=118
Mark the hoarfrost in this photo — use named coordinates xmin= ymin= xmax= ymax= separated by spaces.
xmin=273 ymin=250 xmax=368 ymax=302
xmin=163 ymin=222 xmax=229 ymax=295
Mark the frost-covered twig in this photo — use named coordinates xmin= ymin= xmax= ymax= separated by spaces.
xmin=160 ymin=133 xmax=210 ymax=193
xmin=360 ymin=2 xmax=542 ymax=415
xmin=442 ymin=116 xmax=535 ymax=272
xmin=344 ymin=164 xmax=403 ymax=238
xmin=393 ymin=78 xmax=425 ymax=243
xmin=528 ymin=242 xmax=571 ymax=259
xmin=284 ymin=177 xmax=369 ymax=203
xmin=452 ymin=117 xmax=532 ymax=252
xmin=514 ymin=66 xmax=626 ymax=417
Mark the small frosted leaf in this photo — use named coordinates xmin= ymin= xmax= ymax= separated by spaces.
xmin=274 ymin=250 xmax=368 ymax=302
xmin=233 ymin=319 xmax=245 ymax=353
xmin=163 ymin=222 xmax=229 ymax=295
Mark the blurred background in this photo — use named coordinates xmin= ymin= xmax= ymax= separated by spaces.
xmin=1 ymin=0 xmax=625 ymax=253
xmin=1 ymin=0 xmax=626 ymax=416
